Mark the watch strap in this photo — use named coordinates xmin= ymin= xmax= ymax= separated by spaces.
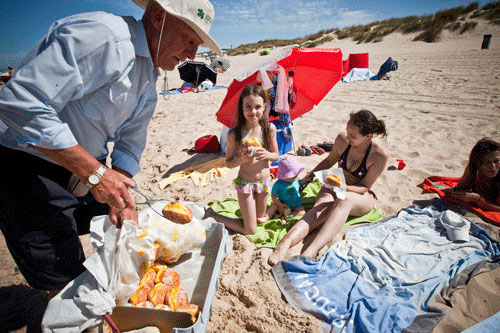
xmin=95 ymin=164 xmax=107 ymax=177
xmin=86 ymin=164 xmax=107 ymax=189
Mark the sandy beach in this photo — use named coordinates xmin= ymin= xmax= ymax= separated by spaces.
xmin=1 ymin=19 xmax=499 ymax=332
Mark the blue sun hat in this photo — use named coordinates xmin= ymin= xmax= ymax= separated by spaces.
xmin=277 ymin=155 xmax=305 ymax=180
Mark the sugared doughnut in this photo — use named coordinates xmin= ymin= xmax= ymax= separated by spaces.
xmin=162 ymin=202 xmax=193 ymax=224
xmin=177 ymin=304 xmax=200 ymax=323
xmin=129 ymin=284 xmax=151 ymax=305
xmin=165 ymin=287 xmax=189 ymax=311
xmin=154 ymin=266 xmax=180 ymax=289
xmin=325 ymin=174 xmax=342 ymax=187
xmin=148 ymin=283 xmax=172 ymax=306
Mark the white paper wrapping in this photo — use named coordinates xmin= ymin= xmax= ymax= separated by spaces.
xmin=314 ymin=167 xmax=347 ymax=200
xmin=42 ymin=201 xmax=207 ymax=332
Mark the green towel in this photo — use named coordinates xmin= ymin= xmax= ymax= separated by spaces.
xmin=205 ymin=180 xmax=383 ymax=248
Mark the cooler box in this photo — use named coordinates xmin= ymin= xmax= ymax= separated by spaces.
xmin=110 ymin=204 xmax=230 ymax=333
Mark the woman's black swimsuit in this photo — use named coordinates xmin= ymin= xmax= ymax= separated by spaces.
xmin=338 ymin=143 xmax=377 ymax=199
xmin=338 ymin=143 xmax=372 ymax=179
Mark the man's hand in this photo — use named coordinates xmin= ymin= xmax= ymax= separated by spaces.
xmin=109 ymin=206 xmax=138 ymax=228
xmin=33 ymin=145 xmax=139 ymax=226
xmin=91 ymin=168 xmax=135 ymax=208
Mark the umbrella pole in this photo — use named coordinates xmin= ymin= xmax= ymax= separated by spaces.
xmin=289 ymin=123 xmax=297 ymax=156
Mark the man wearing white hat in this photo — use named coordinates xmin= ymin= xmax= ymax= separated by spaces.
xmin=0 ymin=0 xmax=221 ymax=291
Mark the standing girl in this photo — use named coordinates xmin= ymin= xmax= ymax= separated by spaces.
xmin=207 ymin=85 xmax=279 ymax=234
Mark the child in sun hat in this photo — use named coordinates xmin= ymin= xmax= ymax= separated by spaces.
xmin=258 ymin=155 xmax=306 ymax=224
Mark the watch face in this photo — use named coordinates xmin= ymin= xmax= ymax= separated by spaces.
xmin=89 ymin=174 xmax=100 ymax=185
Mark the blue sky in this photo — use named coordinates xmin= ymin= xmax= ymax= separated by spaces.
xmin=0 ymin=0 xmax=494 ymax=70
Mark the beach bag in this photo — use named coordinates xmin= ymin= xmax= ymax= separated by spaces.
xmin=376 ymin=57 xmax=398 ymax=78
xmin=195 ymin=135 xmax=221 ymax=153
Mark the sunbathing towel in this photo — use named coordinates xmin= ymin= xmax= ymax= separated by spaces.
xmin=159 ymin=157 xmax=230 ymax=189
xmin=423 ymin=176 xmax=500 ymax=226
xmin=271 ymin=199 xmax=500 ymax=332
xmin=206 ymin=180 xmax=383 ymax=248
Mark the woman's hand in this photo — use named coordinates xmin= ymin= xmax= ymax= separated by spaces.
xmin=444 ymin=189 xmax=479 ymax=203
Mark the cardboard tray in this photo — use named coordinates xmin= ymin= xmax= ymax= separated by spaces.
xmin=110 ymin=221 xmax=229 ymax=333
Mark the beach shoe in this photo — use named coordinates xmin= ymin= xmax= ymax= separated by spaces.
xmin=317 ymin=141 xmax=334 ymax=152
xmin=300 ymin=145 xmax=312 ymax=156
xmin=310 ymin=145 xmax=326 ymax=155
xmin=297 ymin=147 xmax=312 ymax=156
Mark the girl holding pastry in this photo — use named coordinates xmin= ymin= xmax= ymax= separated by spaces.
xmin=206 ymin=85 xmax=279 ymax=234
xmin=269 ymin=110 xmax=388 ymax=265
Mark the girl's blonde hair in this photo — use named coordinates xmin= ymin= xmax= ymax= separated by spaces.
xmin=233 ymin=84 xmax=271 ymax=149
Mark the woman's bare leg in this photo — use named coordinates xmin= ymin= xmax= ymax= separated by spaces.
xmin=301 ymin=191 xmax=375 ymax=258
xmin=268 ymin=187 xmax=335 ymax=266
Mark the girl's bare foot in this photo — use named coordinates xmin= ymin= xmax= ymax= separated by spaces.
xmin=257 ymin=216 xmax=269 ymax=223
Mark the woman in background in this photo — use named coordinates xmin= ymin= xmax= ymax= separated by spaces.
xmin=444 ymin=137 xmax=500 ymax=212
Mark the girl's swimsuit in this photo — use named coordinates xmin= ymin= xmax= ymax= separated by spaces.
xmin=337 ymin=142 xmax=377 ymax=199
xmin=234 ymin=176 xmax=272 ymax=194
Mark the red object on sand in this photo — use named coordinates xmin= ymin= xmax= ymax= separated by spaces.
xmin=195 ymin=135 xmax=221 ymax=153
xmin=342 ymin=53 xmax=369 ymax=77
xmin=423 ymin=176 xmax=500 ymax=226
xmin=216 ymin=48 xmax=343 ymax=128
xmin=396 ymin=159 xmax=406 ymax=170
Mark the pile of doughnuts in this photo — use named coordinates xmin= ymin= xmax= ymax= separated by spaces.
xmin=162 ymin=201 xmax=193 ymax=224
xmin=128 ymin=263 xmax=199 ymax=323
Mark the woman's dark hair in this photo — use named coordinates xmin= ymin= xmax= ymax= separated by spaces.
xmin=233 ymin=84 xmax=271 ymax=149
xmin=469 ymin=137 xmax=500 ymax=194
xmin=349 ymin=110 xmax=387 ymax=137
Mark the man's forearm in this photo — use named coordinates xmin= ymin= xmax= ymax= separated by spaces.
xmin=33 ymin=144 xmax=102 ymax=181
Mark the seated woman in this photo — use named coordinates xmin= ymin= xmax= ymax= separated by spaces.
xmin=444 ymin=137 xmax=500 ymax=212
xmin=268 ymin=110 xmax=388 ymax=266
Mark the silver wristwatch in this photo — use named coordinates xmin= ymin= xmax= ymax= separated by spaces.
xmin=86 ymin=164 xmax=107 ymax=189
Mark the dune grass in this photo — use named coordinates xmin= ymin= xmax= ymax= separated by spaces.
xmin=224 ymin=1 xmax=499 ymax=56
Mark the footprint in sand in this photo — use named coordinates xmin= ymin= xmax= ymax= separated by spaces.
xmin=407 ymin=169 xmax=428 ymax=179
xmin=422 ymin=130 xmax=433 ymax=138
xmin=408 ymin=152 xmax=420 ymax=158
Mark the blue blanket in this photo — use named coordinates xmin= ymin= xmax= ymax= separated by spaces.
xmin=272 ymin=199 xmax=500 ymax=333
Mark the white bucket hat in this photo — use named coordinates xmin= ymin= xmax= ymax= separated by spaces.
xmin=132 ymin=0 xmax=222 ymax=56
xmin=439 ymin=210 xmax=470 ymax=242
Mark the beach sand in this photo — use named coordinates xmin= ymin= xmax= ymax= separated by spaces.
xmin=1 ymin=20 xmax=499 ymax=332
